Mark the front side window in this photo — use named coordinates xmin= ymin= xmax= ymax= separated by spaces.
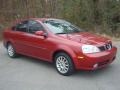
xmin=43 ymin=19 xmax=82 ymax=34
xmin=28 ymin=20 xmax=44 ymax=34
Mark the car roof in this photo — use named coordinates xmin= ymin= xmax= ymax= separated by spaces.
xmin=12 ymin=18 xmax=63 ymax=25
xmin=30 ymin=18 xmax=48 ymax=22
xmin=31 ymin=18 xmax=64 ymax=22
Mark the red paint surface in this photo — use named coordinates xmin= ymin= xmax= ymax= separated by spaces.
xmin=3 ymin=18 xmax=117 ymax=70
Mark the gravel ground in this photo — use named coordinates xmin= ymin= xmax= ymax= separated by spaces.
xmin=0 ymin=41 xmax=120 ymax=90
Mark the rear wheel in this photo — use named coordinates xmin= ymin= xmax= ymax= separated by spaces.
xmin=54 ymin=52 xmax=75 ymax=76
xmin=7 ymin=43 xmax=17 ymax=58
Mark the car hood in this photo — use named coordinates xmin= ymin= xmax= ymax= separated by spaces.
xmin=57 ymin=32 xmax=110 ymax=45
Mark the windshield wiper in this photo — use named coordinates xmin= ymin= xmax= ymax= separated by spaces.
xmin=56 ymin=32 xmax=67 ymax=34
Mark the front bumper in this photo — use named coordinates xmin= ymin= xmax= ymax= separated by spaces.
xmin=74 ymin=46 xmax=117 ymax=70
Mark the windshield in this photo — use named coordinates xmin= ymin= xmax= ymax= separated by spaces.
xmin=43 ymin=19 xmax=82 ymax=34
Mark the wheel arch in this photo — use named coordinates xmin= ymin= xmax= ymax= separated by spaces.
xmin=5 ymin=41 xmax=12 ymax=48
xmin=52 ymin=49 xmax=76 ymax=69
xmin=52 ymin=49 xmax=71 ymax=61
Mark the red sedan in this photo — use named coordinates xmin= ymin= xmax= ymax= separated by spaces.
xmin=3 ymin=18 xmax=117 ymax=76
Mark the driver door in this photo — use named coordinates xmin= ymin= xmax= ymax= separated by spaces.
xmin=24 ymin=20 xmax=51 ymax=61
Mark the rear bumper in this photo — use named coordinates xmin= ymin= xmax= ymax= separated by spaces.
xmin=74 ymin=46 xmax=117 ymax=70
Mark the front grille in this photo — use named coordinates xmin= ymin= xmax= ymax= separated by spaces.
xmin=99 ymin=46 xmax=106 ymax=51
xmin=98 ymin=42 xmax=112 ymax=51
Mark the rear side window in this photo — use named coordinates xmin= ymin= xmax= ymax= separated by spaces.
xmin=15 ymin=21 xmax=28 ymax=32
xmin=28 ymin=20 xmax=44 ymax=34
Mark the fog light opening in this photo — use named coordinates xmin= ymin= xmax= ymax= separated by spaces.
xmin=93 ymin=63 xmax=98 ymax=68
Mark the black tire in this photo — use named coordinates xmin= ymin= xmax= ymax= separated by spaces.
xmin=7 ymin=43 xmax=17 ymax=58
xmin=54 ymin=52 xmax=75 ymax=76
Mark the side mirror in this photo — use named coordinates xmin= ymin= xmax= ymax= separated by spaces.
xmin=35 ymin=31 xmax=47 ymax=37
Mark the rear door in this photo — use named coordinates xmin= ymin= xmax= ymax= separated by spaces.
xmin=12 ymin=20 xmax=30 ymax=54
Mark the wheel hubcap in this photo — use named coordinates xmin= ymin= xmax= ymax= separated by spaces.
xmin=56 ymin=56 xmax=69 ymax=74
xmin=7 ymin=45 xmax=14 ymax=56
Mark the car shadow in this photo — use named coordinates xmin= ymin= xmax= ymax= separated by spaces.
xmin=17 ymin=55 xmax=55 ymax=69
xmin=15 ymin=54 xmax=115 ymax=78
xmin=72 ymin=65 xmax=114 ymax=78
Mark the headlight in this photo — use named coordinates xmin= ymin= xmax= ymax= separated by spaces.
xmin=82 ymin=45 xmax=100 ymax=54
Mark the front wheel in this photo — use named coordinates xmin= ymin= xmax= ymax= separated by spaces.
xmin=7 ymin=43 xmax=17 ymax=58
xmin=54 ymin=52 xmax=75 ymax=76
